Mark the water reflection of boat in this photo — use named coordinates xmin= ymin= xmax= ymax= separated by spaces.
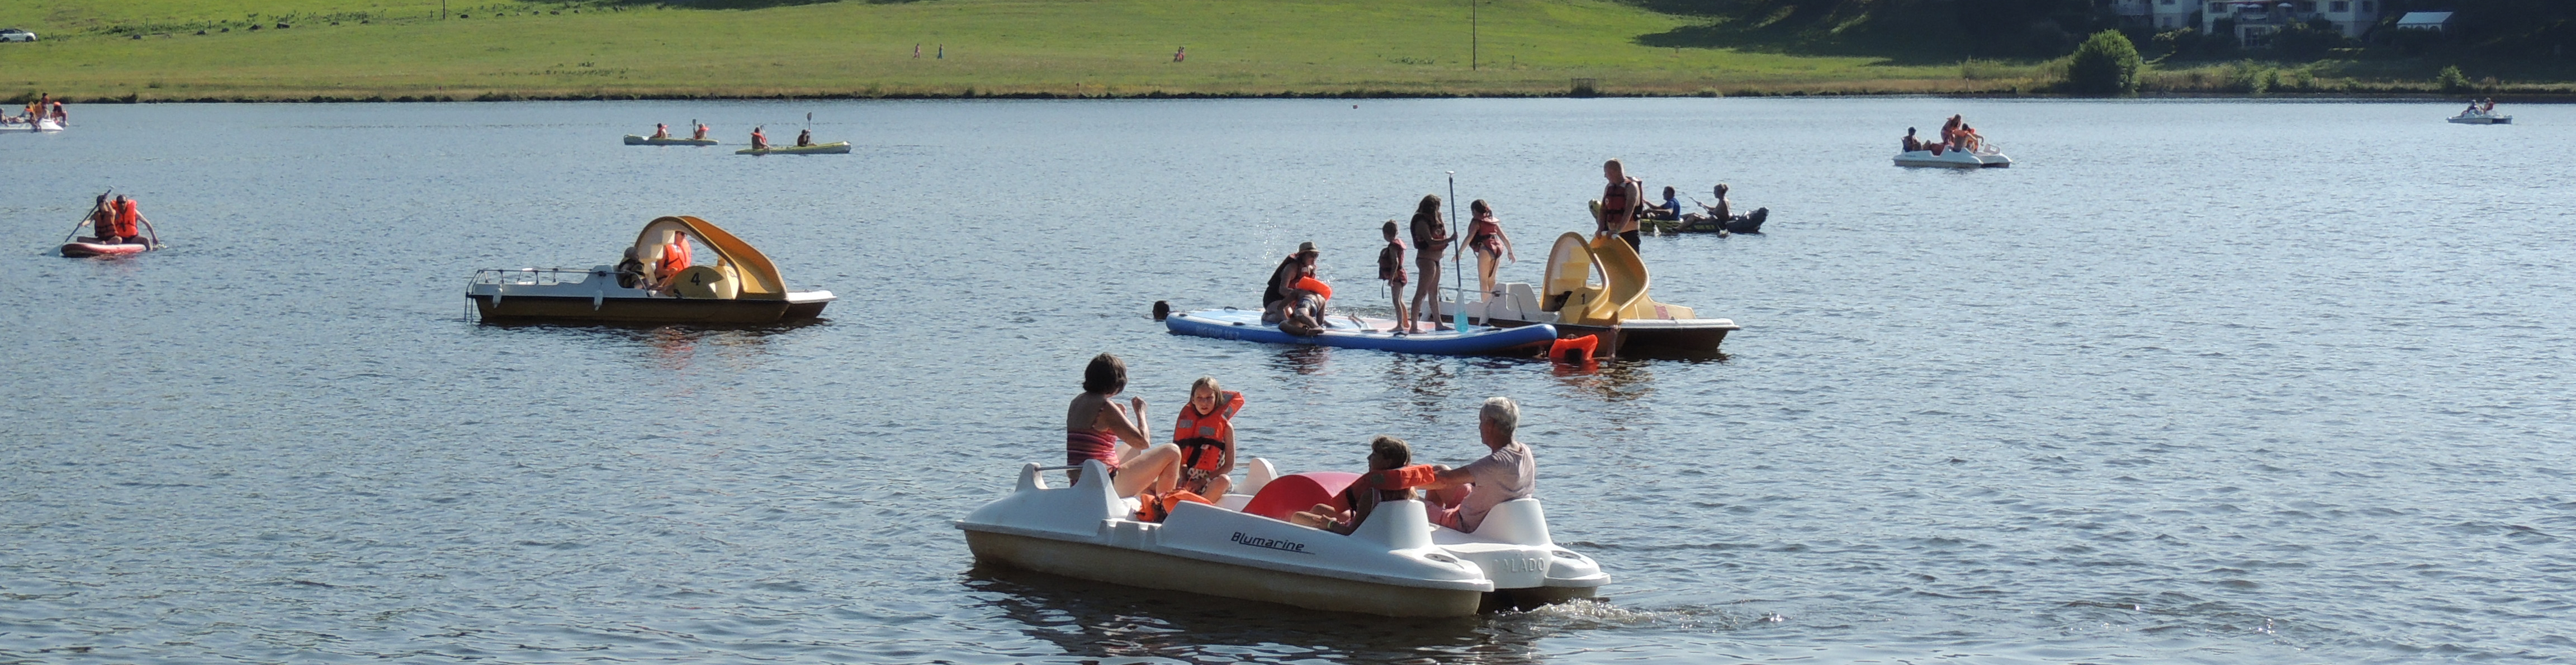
xmin=465 ymin=215 xmax=834 ymax=324
xmin=1425 ymin=232 xmax=1739 ymax=358
xmin=968 ymin=567 xmax=1526 ymax=663
xmin=958 ymin=459 xmax=1609 ymax=618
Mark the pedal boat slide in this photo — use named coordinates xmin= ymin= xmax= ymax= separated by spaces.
xmin=1426 ymin=232 xmax=1740 ymax=358
xmin=957 ymin=458 xmax=1609 ymax=617
xmin=465 ymin=215 xmax=834 ymax=324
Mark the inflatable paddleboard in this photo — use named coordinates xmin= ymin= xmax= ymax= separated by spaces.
xmin=1166 ymin=307 xmax=1556 ymax=356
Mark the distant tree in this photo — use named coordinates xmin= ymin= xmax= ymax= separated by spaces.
xmin=2271 ymin=17 xmax=2350 ymax=60
xmin=2064 ymin=30 xmax=2143 ymax=95
xmin=2435 ymin=64 xmax=2472 ymax=93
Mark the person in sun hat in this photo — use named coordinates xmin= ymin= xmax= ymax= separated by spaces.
xmin=1263 ymin=241 xmax=1326 ymax=334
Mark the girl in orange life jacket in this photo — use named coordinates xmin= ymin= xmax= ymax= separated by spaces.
xmin=1170 ymin=376 xmax=1244 ymax=497
xmin=692 ymin=122 xmax=708 ymax=140
xmin=652 ymin=231 xmax=692 ymax=293
xmin=750 ymin=126 xmax=768 ymax=150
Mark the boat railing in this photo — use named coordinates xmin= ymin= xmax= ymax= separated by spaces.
xmin=470 ymin=267 xmax=605 ymax=286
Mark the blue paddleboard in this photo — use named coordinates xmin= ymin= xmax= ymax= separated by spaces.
xmin=1165 ymin=308 xmax=1557 ymax=356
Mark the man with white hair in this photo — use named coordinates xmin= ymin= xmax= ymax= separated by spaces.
xmin=1365 ymin=396 xmax=1535 ymax=533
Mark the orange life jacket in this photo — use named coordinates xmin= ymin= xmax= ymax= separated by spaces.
xmin=114 ymin=200 xmax=140 ymax=238
xmin=1134 ymin=490 xmax=1216 ymax=522
xmin=1293 ymin=276 xmax=1333 ymax=300
xmin=1172 ymin=390 xmax=1244 ymax=473
xmin=751 ymin=131 xmax=766 ymax=148
xmin=655 ymin=240 xmax=691 ymax=281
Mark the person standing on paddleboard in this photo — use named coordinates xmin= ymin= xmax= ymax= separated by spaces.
xmin=1408 ymin=195 xmax=1453 ymax=331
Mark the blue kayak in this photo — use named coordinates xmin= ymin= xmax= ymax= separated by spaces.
xmin=1165 ymin=308 xmax=1558 ymax=356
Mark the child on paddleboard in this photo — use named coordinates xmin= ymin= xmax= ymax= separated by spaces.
xmin=1378 ymin=220 xmax=1409 ymax=333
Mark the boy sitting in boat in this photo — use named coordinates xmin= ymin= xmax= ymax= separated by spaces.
xmin=1361 ymin=397 xmax=1534 ymax=533
xmin=651 ymin=123 xmax=670 ymax=139
xmin=795 ymin=129 xmax=813 ymax=148
xmin=1291 ymin=435 xmax=1418 ymax=535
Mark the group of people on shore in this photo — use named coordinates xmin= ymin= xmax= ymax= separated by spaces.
xmin=1901 ymin=115 xmax=1985 ymax=155
xmin=1065 ymin=353 xmax=1535 ymax=535
xmin=10 ymin=93 xmax=67 ymax=126
xmin=82 ymin=194 xmax=150 ymax=245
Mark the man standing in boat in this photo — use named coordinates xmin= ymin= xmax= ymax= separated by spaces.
xmin=1597 ymin=160 xmax=1644 ymax=253
xmin=1361 ymin=396 xmax=1534 ymax=534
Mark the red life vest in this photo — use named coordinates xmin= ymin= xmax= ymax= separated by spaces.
xmin=114 ymin=200 xmax=141 ymax=238
xmin=655 ymin=239 xmax=692 ymax=281
xmin=1171 ymin=390 xmax=1243 ymax=473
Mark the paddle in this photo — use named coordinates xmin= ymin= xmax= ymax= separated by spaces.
xmin=1447 ymin=172 xmax=1467 ymax=331
xmin=58 ymin=189 xmax=110 ymax=244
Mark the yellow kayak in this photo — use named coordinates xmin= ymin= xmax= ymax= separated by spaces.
xmin=736 ymin=141 xmax=850 ymax=155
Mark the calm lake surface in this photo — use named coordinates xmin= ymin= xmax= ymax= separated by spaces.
xmin=4 ymin=98 xmax=2573 ymax=664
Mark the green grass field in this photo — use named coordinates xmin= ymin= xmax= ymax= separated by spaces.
xmin=0 ymin=0 xmax=2558 ymax=102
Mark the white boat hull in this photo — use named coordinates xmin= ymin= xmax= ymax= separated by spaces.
xmin=956 ymin=459 xmax=1607 ymax=618
xmin=3 ymin=118 xmax=63 ymax=132
xmin=2448 ymin=114 xmax=2511 ymax=125
xmin=1895 ymin=148 xmax=2010 ymax=168
xmin=965 ymin=530 xmax=1487 ymax=616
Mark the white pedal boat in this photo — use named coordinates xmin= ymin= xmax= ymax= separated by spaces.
xmin=3 ymin=117 xmax=64 ymax=132
xmin=465 ymin=215 xmax=834 ymax=324
xmin=2448 ymin=110 xmax=2511 ymax=125
xmin=957 ymin=458 xmax=1609 ymax=617
xmin=1895 ymin=146 xmax=2009 ymax=168
xmin=1423 ymin=232 xmax=1739 ymax=357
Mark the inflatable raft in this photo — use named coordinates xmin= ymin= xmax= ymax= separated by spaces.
xmin=1166 ymin=307 xmax=1557 ymax=356
xmin=736 ymin=141 xmax=850 ymax=155
xmin=60 ymin=237 xmax=151 ymax=257
xmin=958 ymin=458 xmax=1609 ymax=617
xmin=624 ymin=135 xmax=719 ymax=146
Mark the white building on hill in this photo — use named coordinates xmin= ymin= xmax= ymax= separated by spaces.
xmin=2205 ymin=0 xmax=2381 ymax=46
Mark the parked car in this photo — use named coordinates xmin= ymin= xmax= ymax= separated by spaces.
xmin=0 ymin=28 xmax=36 ymax=42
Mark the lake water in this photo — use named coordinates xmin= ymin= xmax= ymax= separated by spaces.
xmin=3 ymin=98 xmax=2573 ymax=664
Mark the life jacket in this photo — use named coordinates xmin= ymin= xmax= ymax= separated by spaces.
xmin=1134 ymin=489 xmax=1215 ymax=522
xmin=1263 ymin=254 xmax=1301 ymax=306
xmin=1601 ymin=181 xmax=1633 ymax=225
xmin=1171 ymin=390 xmax=1244 ymax=473
xmin=655 ymin=239 xmax=692 ymax=281
xmin=751 ymin=131 xmax=767 ymax=148
xmin=1293 ymin=276 xmax=1333 ymax=300
xmin=114 ymin=200 xmax=140 ymax=238
xmin=693 ymin=125 xmax=708 ymax=139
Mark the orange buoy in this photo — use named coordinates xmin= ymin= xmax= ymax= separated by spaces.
xmin=1294 ymin=276 xmax=1333 ymax=300
xmin=1549 ymin=335 xmax=1598 ymax=363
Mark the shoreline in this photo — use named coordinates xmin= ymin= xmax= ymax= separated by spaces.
xmin=29 ymin=89 xmax=2576 ymax=104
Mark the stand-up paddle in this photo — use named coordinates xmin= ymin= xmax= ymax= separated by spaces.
xmin=1447 ymin=172 xmax=1465 ymax=331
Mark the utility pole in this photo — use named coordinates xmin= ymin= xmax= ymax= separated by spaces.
xmin=1470 ymin=0 xmax=1479 ymax=70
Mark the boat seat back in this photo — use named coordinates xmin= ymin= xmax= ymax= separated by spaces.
xmin=1240 ymin=472 xmax=1358 ymax=522
xmin=671 ymin=265 xmax=738 ymax=300
xmin=1239 ymin=458 xmax=1278 ymax=497
xmin=1470 ymin=498 xmax=1554 ymax=546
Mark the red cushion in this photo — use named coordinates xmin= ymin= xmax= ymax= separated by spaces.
xmin=1240 ymin=472 xmax=1358 ymax=522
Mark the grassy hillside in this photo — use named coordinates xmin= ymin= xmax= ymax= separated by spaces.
xmin=0 ymin=0 xmax=2564 ymax=101
xmin=0 ymin=0 xmax=2034 ymax=101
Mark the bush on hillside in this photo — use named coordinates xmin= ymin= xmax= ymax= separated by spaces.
xmin=2435 ymin=65 xmax=2471 ymax=93
xmin=2270 ymin=17 xmax=2350 ymax=60
xmin=2063 ymin=30 xmax=2141 ymax=96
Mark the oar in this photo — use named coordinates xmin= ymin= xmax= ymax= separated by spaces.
xmin=58 ymin=189 xmax=110 ymax=244
xmin=1447 ymin=172 xmax=1466 ymax=330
